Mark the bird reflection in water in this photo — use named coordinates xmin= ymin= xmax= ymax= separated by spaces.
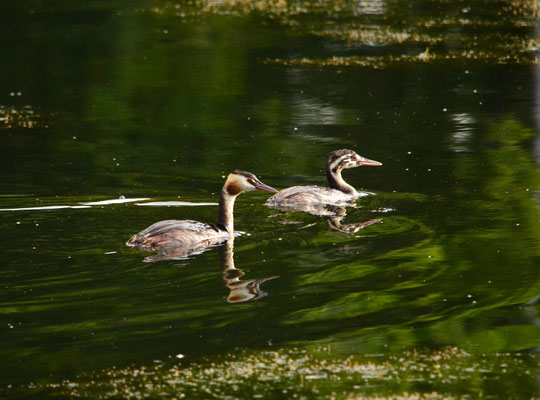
xmin=325 ymin=206 xmax=381 ymax=234
xmin=271 ymin=202 xmax=382 ymax=235
xmin=137 ymin=239 xmax=221 ymax=263
xmin=220 ymin=238 xmax=278 ymax=303
xmin=130 ymin=237 xmax=278 ymax=303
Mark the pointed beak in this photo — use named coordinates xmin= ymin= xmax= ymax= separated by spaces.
xmin=254 ymin=180 xmax=278 ymax=193
xmin=357 ymin=157 xmax=382 ymax=167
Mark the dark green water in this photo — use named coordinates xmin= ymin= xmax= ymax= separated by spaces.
xmin=1 ymin=0 xmax=539 ymax=398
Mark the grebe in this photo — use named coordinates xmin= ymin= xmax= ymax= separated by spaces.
xmin=220 ymin=239 xmax=278 ymax=303
xmin=126 ymin=170 xmax=277 ymax=261
xmin=265 ymin=149 xmax=381 ymax=215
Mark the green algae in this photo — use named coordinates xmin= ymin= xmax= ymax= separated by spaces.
xmin=12 ymin=346 xmax=538 ymax=399
xmin=139 ymin=0 xmax=540 ymax=67
xmin=0 ymin=105 xmax=47 ymax=130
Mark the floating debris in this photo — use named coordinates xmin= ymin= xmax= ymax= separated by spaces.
xmin=137 ymin=0 xmax=540 ymax=66
xmin=0 ymin=105 xmax=47 ymax=129
xmin=265 ymin=48 xmax=539 ymax=68
xmin=12 ymin=346 xmax=538 ymax=399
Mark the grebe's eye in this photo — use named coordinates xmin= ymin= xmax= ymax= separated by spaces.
xmin=247 ymin=178 xmax=255 ymax=185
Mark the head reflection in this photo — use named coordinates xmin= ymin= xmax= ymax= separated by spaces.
xmin=220 ymin=239 xmax=278 ymax=303
xmin=324 ymin=206 xmax=381 ymax=234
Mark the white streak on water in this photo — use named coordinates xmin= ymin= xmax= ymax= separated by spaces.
xmin=80 ymin=198 xmax=150 ymax=205
xmin=136 ymin=201 xmax=218 ymax=207
xmin=0 ymin=197 xmax=152 ymax=211
xmin=0 ymin=205 xmax=92 ymax=211
xmin=0 ymin=199 xmax=217 ymax=211
xmin=357 ymin=191 xmax=376 ymax=198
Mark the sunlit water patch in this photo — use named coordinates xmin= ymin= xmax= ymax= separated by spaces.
xmin=0 ymin=197 xmax=150 ymax=211
xmin=141 ymin=0 xmax=540 ymax=67
xmin=136 ymin=201 xmax=219 ymax=207
xmin=8 ymin=346 xmax=538 ymax=399
xmin=266 ymin=48 xmax=540 ymax=68
xmin=0 ymin=197 xmax=221 ymax=212
xmin=79 ymin=197 xmax=150 ymax=206
xmin=0 ymin=205 xmax=91 ymax=211
xmin=448 ymin=113 xmax=476 ymax=153
xmin=0 ymin=105 xmax=48 ymax=129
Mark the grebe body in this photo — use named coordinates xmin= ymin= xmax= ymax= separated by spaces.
xmin=265 ymin=149 xmax=381 ymax=213
xmin=126 ymin=219 xmax=227 ymax=252
xmin=266 ymin=185 xmax=356 ymax=207
xmin=127 ymin=170 xmax=277 ymax=260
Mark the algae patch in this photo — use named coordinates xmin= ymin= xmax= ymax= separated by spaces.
xmin=140 ymin=0 xmax=540 ymax=67
xmin=0 ymin=105 xmax=48 ymax=130
xmin=10 ymin=346 xmax=539 ymax=399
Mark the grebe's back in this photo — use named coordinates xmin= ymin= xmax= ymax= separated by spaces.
xmin=265 ymin=185 xmax=356 ymax=208
xmin=126 ymin=170 xmax=277 ymax=261
xmin=126 ymin=219 xmax=226 ymax=250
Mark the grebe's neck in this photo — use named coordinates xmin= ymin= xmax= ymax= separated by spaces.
xmin=326 ymin=167 xmax=357 ymax=197
xmin=218 ymin=189 xmax=237 ymax=235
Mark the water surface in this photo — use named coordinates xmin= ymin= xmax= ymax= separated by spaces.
xmin=0 ymin=0 xmax=539 ymax=398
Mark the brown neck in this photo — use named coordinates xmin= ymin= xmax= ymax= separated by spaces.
xmin=326 ymin=166 xmax=357 ymax=196
xmin=218 ymin=189 xmax=237 ymax=234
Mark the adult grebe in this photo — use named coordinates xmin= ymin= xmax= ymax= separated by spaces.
xmin=126 ymin=170 xmax=277 ymax=260
xmin=265 ymin=149 xmax=381 ymax=214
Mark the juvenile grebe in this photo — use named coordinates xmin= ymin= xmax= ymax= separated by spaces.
xmin=126 ymin=170 xmax=277 ymax=260
xmin=265 ymin=149 xmax=382 ymax=214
